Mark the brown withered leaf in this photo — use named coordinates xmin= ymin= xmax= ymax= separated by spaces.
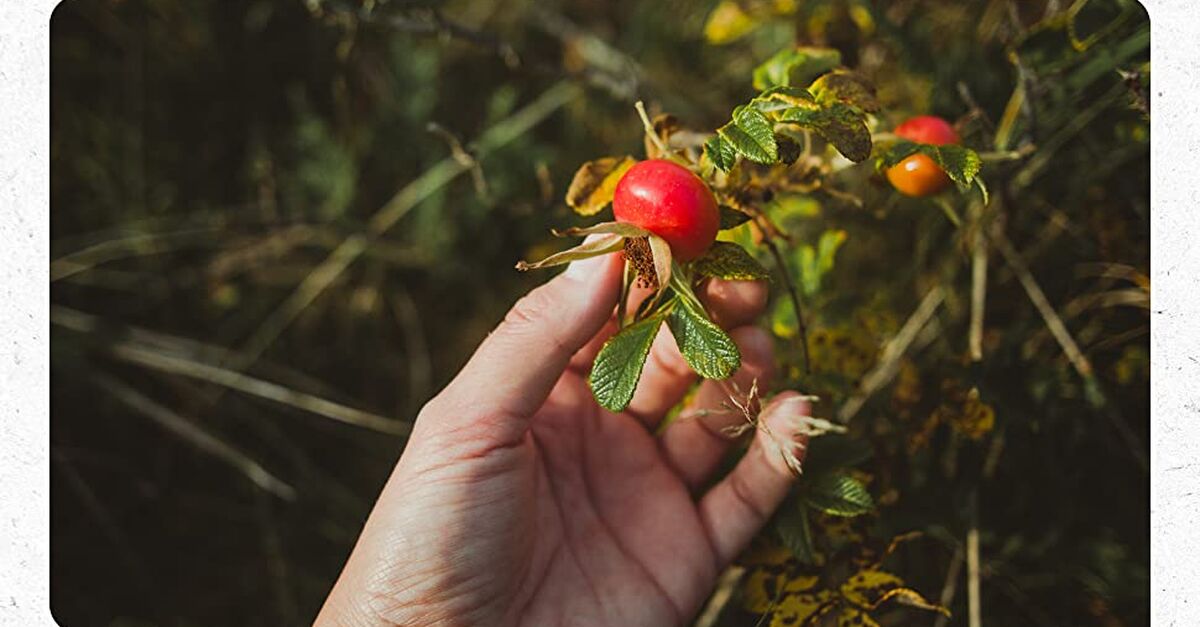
xmin=809 ymin=70 xmax=881 ymax=113
xmin=565 ymin=156 xmax=636 ymax=216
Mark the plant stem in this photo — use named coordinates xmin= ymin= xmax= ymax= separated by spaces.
xmin=635 ymin=100 xmax=671 ymax=157
xmin=757 ymin=219 xmax=811 ymax=374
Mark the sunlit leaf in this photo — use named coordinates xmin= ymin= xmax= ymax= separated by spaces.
xmin=809 ymin=70 xmax=881 ymax=113
xmin=751 ymin=86 xmax=818 ymax=114
xmin=876 ymin=141 xmax=981 ymax=187
xmin=704 ymin=0 xmax=759 ymax=45
xmin=779 ymin=102 xmax=872 ymax=163
xmin=719 ymin=106 xmax=778 ymax=164
xmin=798 ymin=229 xmax=847 ymax=296
xmin=588 ymin=312 xmax=666 ymax=411
xmin=752 ymin=47 xmax=842 ymax=91
xmin=565 ymin=156 xmax=636 ymax=216
xmin=705 ymin=134 xmax=739 ymax=172
xmin=667 ymin=300 xmax=740 ymax=379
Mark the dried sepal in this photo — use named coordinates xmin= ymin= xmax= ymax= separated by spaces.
xmin=515 ymin=233 xmax=624 ymax=271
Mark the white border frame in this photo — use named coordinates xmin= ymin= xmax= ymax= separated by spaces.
xmin=0 ymin=0 xmax=1194 ymax=624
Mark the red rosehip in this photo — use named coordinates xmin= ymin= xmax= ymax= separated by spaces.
xmin=612 ymin=159 xmax=719 ymax=262
xmin=886 ymin=115 xmax=960 ymax=197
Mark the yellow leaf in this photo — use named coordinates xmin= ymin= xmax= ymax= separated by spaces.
xmin=770 ymin=590 xmax=835 ymax=627
xmin=840 ymin=569 xmax=904 ymax=608
xmin=704 ymin=1 xmax=759 ymax=45
xmin=870 ymin=586 xmax=951 ymax=616
xmin=741 ymin=569 xmax=777 ymax=613
xmin=836 ymin=607 xmax=882 ymax=627
xmin=565 ymin=157 xmax=636 ymax=216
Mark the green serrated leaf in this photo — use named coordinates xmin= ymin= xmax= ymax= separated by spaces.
xmin=875 ymin=140 xmax=923 ymax=169
xmin=808 ymin=70 xmax=880 ymax=113
xmin=752 ymin=47 xmax=842 ymax=91
xmin=705 ymin=135 xmax=738 ymax=172
xmin=780 ymin=102 xmax=872 ymax=163
xmin=774 ymin=499 xmax=817 ymax=563
xmin=876 ymin=140 xmax=982 ymax=187
xmin=750 ymin=86 xmax=817 ymax=114
xmin=803 ymin=473 xmax=874 ymax=517
xmin=564 ymin=156 xmax=637 ymax=216
xmin=718 ymin=205 xmax=752 ymax=230
xmin=588 ymin=312 xmax=666 ymax=412
xmin=694 ymin=241 xmax=771 ymax=281
xmin=928 ymin=144 xmax=982 ymax=187
xmin=719 ymin=106 xmax=778 ymax=164
xmin=667 ymin=300 xmax=741 ymax=379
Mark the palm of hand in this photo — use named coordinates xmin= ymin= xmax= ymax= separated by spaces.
xmin=498 ymin=376 xmax=724 ymax=627
xmin=319 ymin=256 xmax=805 ymax=627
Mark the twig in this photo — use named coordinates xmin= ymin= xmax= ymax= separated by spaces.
xmin=757 ymin=219 xmax=811 ymax=374
xmin=96 ymin=374 xmax=296 ymax=500
xmin=109 ymin=342 xmax=409 ymax=436
xmin=968 ymin=520 xmax=982 ymax=627
xmin=969 ymin=202 xmax=989 ymax=362
xmin=838 ymin=286 xmax=944 ymax=423
xmin=231 ymin=81 xmax=577 ymax=374
xmin=932 ymin=545 xmax=964 ymax=627
xmin=635 ymin=101 xmax=670 ymax=157
xmin=694 ymin=566 xmax=746 ymax=627
xmin=993 ymin=229 xmax=1091 ymax=375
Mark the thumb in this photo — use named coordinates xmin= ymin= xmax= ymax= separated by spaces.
xmin=421 ymin=245 xmax=623 ymax=438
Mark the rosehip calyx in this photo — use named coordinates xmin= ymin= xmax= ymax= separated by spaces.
xmin=613 ymin=159 xmax=719 ymax=262
xmin=886 ymin=115 xmax=960 ymax=198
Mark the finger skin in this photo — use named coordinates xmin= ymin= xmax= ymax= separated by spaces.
xmin=658 ymin=326 xmax=775 ymax=488
xmin=423 ymin=251 xmax=623 ymax=442
xmin=697 ymin=392 xmax=810 ymax=567
xmin=624 ymin=279 xmax=769 ymax=426
xmin=702 ymin=279 xmax=769 ymax=329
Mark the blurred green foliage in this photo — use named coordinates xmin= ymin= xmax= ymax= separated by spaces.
xmin=50 ymin=0 xmax=1148 ymax=625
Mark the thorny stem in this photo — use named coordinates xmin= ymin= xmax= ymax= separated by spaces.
xmin=756 ymin=217 xmax=812 ymax=374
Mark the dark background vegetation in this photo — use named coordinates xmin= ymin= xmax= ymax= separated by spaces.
xmin=50 ymin=0 xmax=1148 ymax=625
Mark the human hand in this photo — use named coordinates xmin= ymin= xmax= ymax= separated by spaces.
xmin=317 ymin=250 xmax=810 ymax=627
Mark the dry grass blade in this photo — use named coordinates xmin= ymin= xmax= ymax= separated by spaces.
xmin=234 ymin=81 xmax=578 ymax=373
xmin=96 ymin=374 xmax=296 ymax=500
xmin=694 ymin=566 xmax=746 ymax=627
xmin=969 ymin=201 xmax=989 ymax=362
xmin=839 ymin=286 xmax=945 ymax=423
xmin=933 ymin=545 xmax=964 ymax=627
xmin=110 ymin=342 xmax=409 ymax=436
xmin=51 ymin=227 xmax=222 ymax=282
xmin=967 ymin=522 xmax=982 ymax=627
